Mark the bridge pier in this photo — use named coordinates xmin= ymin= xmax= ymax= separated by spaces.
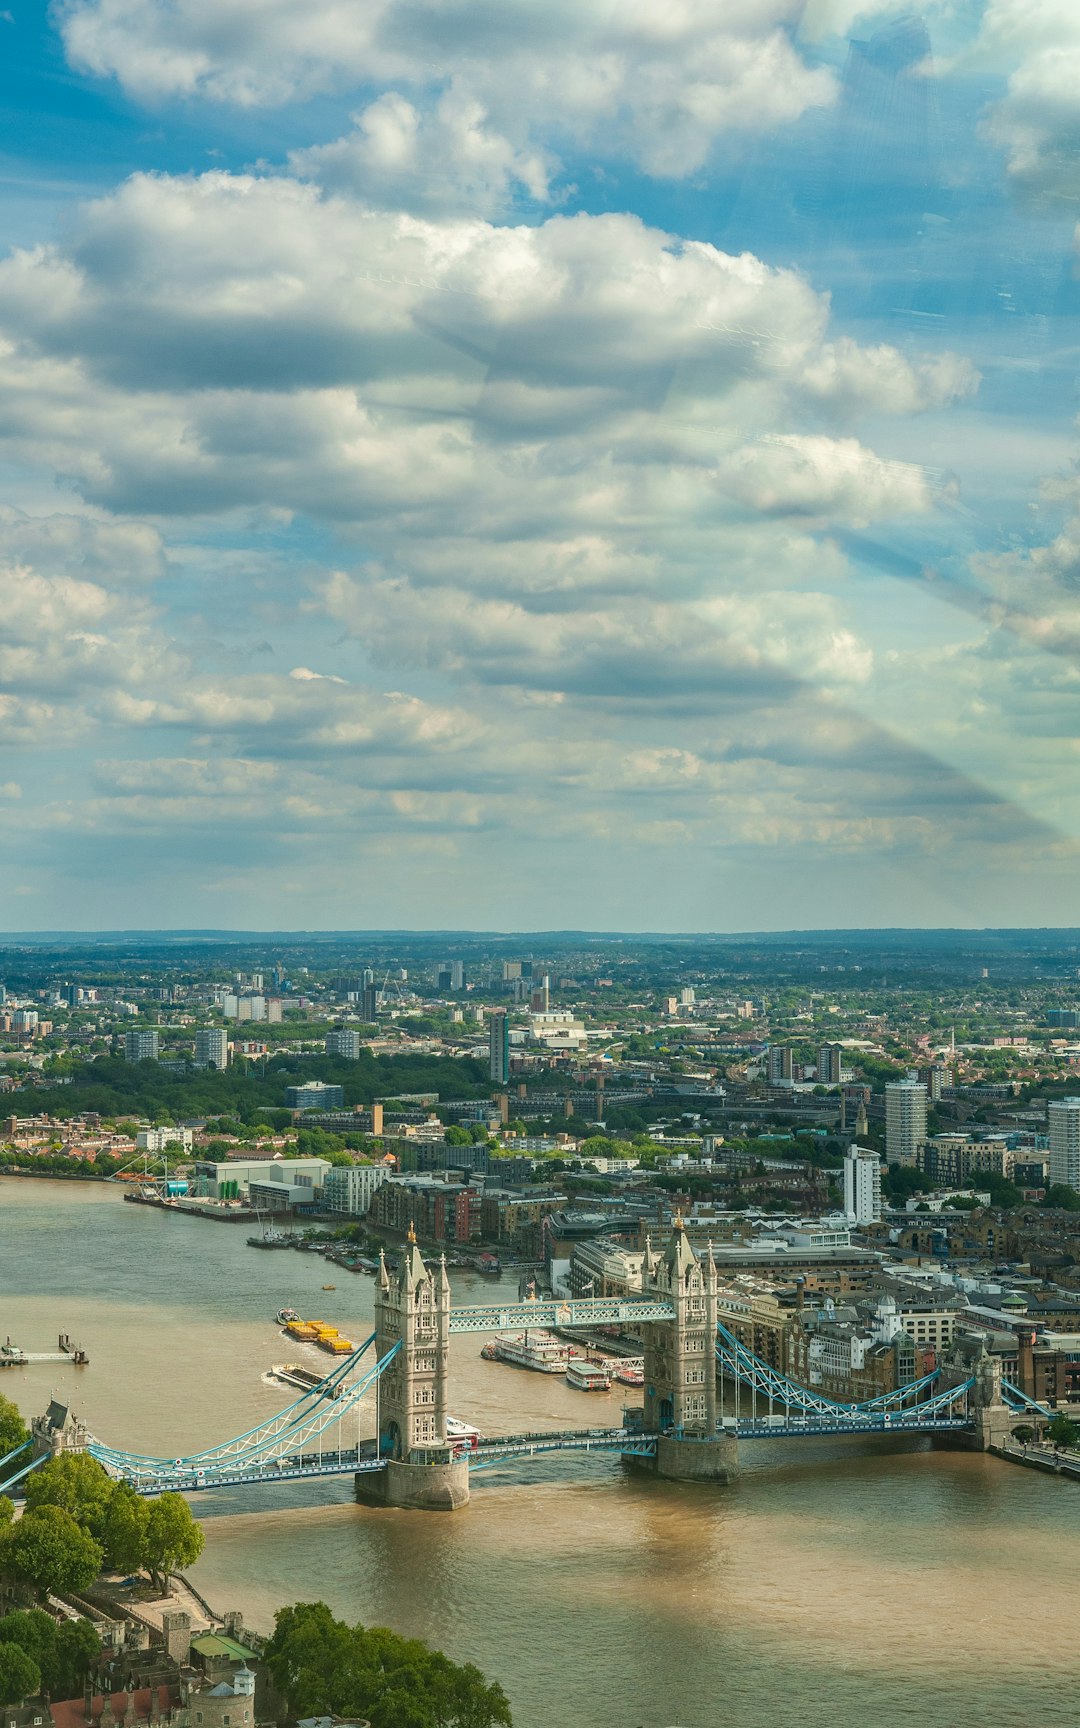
xmin=355 ymin=1449 xmax=471 ymax=1512
xmin=653 ymin=1433 xmax=740 ymax=1485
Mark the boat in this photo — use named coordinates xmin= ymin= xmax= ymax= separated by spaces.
xmin=566 ymin=1359 xmax=611 ymax=1392
xmin=321 ymin=1284 xmax=336 ymax=1290
xmin=269 ymin=1362 xmax=343 ymax=1399
xmin=614 ymin=1357 xmax=645 ymax=1387
xmin=490 ymin=1330 xmax=577 ymax=1374
xmin=276 ymin=1308 xmax=300 ymax=1325
xmin=446 ymin=1416 xmax=483 ymax=1454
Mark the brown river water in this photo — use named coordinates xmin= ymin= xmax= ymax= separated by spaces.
xmin=2 ymin=1177 xmax=1078 ymax=1728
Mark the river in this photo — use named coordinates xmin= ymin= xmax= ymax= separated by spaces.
xmin=2 ymin=1177 xmax=1078 ymax=1728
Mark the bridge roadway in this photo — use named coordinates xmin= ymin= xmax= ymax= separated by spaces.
xmin=110 ymin=1406 xmax=976 ymax=1495
xmin=446 ymin=1297 xmax=676 ymax=1333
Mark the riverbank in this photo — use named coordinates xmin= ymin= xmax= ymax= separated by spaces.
xmin=991 ymin=1440 xmax=1080 ymax=1482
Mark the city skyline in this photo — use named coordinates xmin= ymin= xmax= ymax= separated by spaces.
xmin=3 ymin=3 xmax=1080 ymax=930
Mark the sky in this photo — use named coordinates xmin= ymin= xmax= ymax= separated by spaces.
xmin=2 ymin=0 xmax=1080 ymax=932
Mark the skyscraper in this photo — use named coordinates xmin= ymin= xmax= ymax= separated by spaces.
xmin=1048 ymin=1098 xmax=1080 ymax=1193
xmin=326 ymin=1027 xmax=362 ymax=1060
xmin=194 ymin=1027 xmax=229 ymax=1069
xmin=489 ymin=1009 xmax=510 ymax=1085
xmin=767 ymin=1045 xmax=793 ymax=1086
xmin=125 ymin=1028 xmax=159 ymax=1062
xmin=885 ymin=1079 xmax=927 ymax=1167
xmin=818 ymin=1044 xmax=843 ymax=1085
xmin=843 ymin=1147 xmax=882 ymax=1225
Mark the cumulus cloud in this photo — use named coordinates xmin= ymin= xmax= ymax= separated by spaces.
xmin=59 ymin=0 xmax=835 ymax=182
xmin=966 ymin=0 xmax=1080 ymax=199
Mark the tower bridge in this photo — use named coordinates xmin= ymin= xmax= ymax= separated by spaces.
xmin=1 ymin=1223 xmax=1039 ymax=1510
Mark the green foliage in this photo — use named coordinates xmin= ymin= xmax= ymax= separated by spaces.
xmin=264 ymin=1601 xmax=512 ymax=1728
xmin=25 ymin=1453 xmax=115 ymax=1536
xmin=0 ymin=1395 xmax=29 ymax=1459
xmin=100 ymin=1484 xmax=150 ymax=1573
xmin=0 ymin=1610 xmax=100 ymax=1699
xmin=1047 ymin=1414 xmax=1079 ymax=1449
xmin=883 ymin=1163 xmax=937 ymax=1200
xmin=5 ymin=1505 xmax=103 ymax=1596
xmin=0 ymin=1640 xmax=41 ymax=1705
xmin=444 ymin=1125 xmax=471 ymax=1146
xmin=142 ymin=1494 xmax=204 ymax=1587
xmin=1011 ymin=1424 xmax=1035 ymax=1444
xmin=1043 ymin=1184 xmax=1080 ymax=1211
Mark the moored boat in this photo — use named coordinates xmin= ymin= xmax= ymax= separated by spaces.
xmin=566 ymin=1359 xmax=611 ymax=1391
xmin=490 ymin=1330 xmax=576 ymax=1373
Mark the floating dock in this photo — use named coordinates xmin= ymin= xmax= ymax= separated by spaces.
xmin=1 ymin=1333 xmax=89 ymax=1367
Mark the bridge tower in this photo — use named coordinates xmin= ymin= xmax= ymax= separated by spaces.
xmin=361 ymin=1227 xmax=469 ymax=1510
xmin=639 ymin=1218 xmax=738 ymax=1484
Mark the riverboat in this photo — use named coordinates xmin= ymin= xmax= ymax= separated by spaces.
xmin=490 ymin=1330 xmax=577 ymax=1373
xmin=269 ymin=1362 xmax=343 ymax=1399
xmin=276 ymin=1307 xmax=301 ymax=1324
xmin=614 ymin=1358 xmax=645 ymax=1387
xmin=446 ymin=1416 xmax=483 ymax=1453
xmin=566 ymin=1359 xmax=611 ymax=1392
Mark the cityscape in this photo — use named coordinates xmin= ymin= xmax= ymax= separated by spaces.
xmin=5 ymin=0 xmax=1080 ymax=1721
xmin=2 ymin=932 xmax=1080 ymax=1720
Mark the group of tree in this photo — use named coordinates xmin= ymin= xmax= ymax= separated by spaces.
xmin=263 ymin=1601 xmax=512 ymax=1728
xmin=0 ymin=1607 xmax=100 ymax=1704
xmin=1 ymin=1444 xmax=204 ymax=1598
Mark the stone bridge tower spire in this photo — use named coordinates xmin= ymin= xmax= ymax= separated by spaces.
xmin=363 ymin=1228 xmax=469 ymax=1511
xmin=638 ymin=1215 xmax=738 ymax=1485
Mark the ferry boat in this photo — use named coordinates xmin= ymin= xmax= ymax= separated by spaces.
xmin=566 ymin=1359 xmax=611 ymax=1392
xmin=614 ymin=1358 xmax=645 ymax=1387
xmin=490 ymin=1330 xmax=577 ymax=1374
xmin=269 ymin=1362 xmax=343 ymax=1400
xmin=446 ymin=1416 xmax=483 ymax=1454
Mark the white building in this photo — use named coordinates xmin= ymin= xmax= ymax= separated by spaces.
xmin=125 ymin=1028 xmax=159 ymax=1062
xmin=196 ymin=1156 xmax=331 ymax=1201
xmin=528 ymin=1010 xmax=587 ymax=1052
xmin=885 ymin=1079 xmax=928 ymax=1167
xmin=137 ymin=1126 xmax=194 ymax=1153
xmin=843 ymin=1146 xmax=883 ymax=1225
xmin=322 ymin=1164 xmax=389 ymax=1216
xmin=194 ymin=1027 xmax=230 ymax=1070
xmin=1048 ymin=1097 xmax=1080 ymax=1192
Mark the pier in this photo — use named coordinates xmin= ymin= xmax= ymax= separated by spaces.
xmin=1 ymin=1332 xmax=89 ymax=1367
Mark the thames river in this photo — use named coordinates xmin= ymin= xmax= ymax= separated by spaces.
xmin=3 ymin=1177 xmax=1079 ymax=1727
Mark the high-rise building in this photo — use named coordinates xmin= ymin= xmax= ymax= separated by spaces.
xmin=326 ymin=1027 xmax=362 ymax=1060
xmin=843 ymin=1147 xmax=882 ymax=1225
xmin=767 ymin=1046 xmax=793 ymax=1086
xmin=489 ymin=1009 xmax=510 ymax=1085
xmin=531 ymin=976 xmax=551 ymax=1013
xmin=450 ymin=960 xmax=466 ymax=991
xmin=362 ymin=983 xmax=379 ymax=1021
xmin=286 ymin=1082 xmax=345 ymax=1111
xmin=817 ymin=1044 xmax=843 ymax=1086
xmin=885 ymin=1079 xmax=927 ymax=1167
xmin=125 ymin=1028 xmax=159 ymax=1063
xmin=1047 ymin=1010 xmax=1080 ymax=1030
xmin=194 ymin=1027 xmax=230 ymax=1070
xmin=680 ymin=987 xmax=696 ymax=1007
xmin=502 ymin=961 xmax=522 ymax=982
xmin=917 ymin=1062 xmax=951 ymax=1101
xmin=1048 ymin=1098 xmax=1080 ymax=1193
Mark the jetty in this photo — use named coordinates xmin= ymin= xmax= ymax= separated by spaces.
xmin=1 ymin=1333 xmax=89 ymax=1367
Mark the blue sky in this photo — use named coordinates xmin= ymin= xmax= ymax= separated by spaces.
xmin=2 ymin=0 xmax=1080 ymax=931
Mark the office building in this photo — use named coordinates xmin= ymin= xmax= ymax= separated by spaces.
xmin=326 ymin=1027 xmax=362 ymax=1060
xmin=843 ymin=1146 xmax=882 ymax=1225
xmin=362 ymin=983 xmax=379 ymax=1021
xmin=194 ymin=1027 xmax=230 ymax=1070
xmin=1047 ymin=1010 xmax=1080 ymax=1030
xmin=285 ymin=1081 xmax=344 ymax=1111
xmin=531 ymin=976 xmax=551 ymax=1013
xmin=885 ymin=1079 xmax=928 ymax=1167
xmin=1048 ymin=1098 xmax=1080 ymax=1192
xmin=818 ymin=1044 xmax=843 ymax=1086
xmin=125 ymin=1028 xmax=159 ymax=1063
xmin=489 ymin=1008 xmax=510 ymax=1085
xmin=502 ymin=961 xmax=522 ymax=982
xmin=322 ymin=1163 xmax=389 ymax=1216
xmin=767 ymin=1045 xmax=793 ymax=1086
xmin=450 ymin=960 xmax=466 ymax=991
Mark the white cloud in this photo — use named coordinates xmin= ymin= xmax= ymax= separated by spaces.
xmin=964 ymin=0 xmax=1080 ymax=198
xmin=717 ymin=434 xmax=935 ymax=522
xmin=59 ymin=0 xmax=835 ymax=180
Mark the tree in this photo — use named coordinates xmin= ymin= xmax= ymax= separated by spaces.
xmin=1011 ymin=1424 xmax=1035 ymax=1444
xmin=5 ymin=1505 xmax=103 ymax=1596
xmin=100 ymin=1483 xmax=150 ymax=1574
xmin=0 ymin=1396 xmax=28 ymax=1461
xmin=0 ymin=1496 xmax=12 ymax=1531
xmin=0 ymin=1642 xmax=41 ymax=1706
xmin=143 ymin=1494 xmax=204 ymax=1588
xmin=24 ymin=1453 xmax=115 ymax=1536
xmin=1047 ymin=1414 xmax=1079 ymax=1450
